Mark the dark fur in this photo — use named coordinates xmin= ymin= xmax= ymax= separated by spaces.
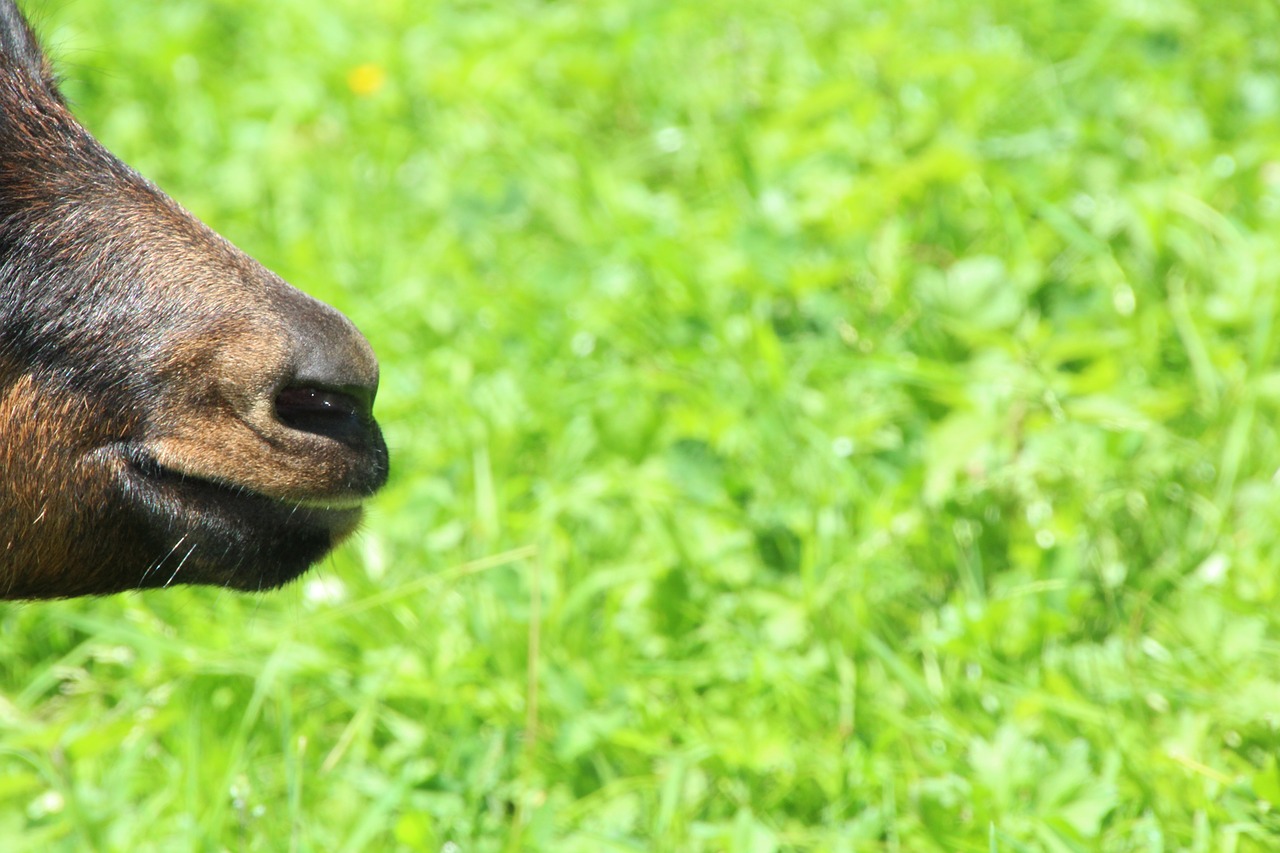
xmin=0 ymin=2 xmax=388 ymax=598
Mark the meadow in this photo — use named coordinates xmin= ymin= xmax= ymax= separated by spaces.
xmin=1 ymin=0 xmax=1278 ymax=849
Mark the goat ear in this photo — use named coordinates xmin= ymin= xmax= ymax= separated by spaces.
xmin=0 ymin=2 xmax=62 ymax=101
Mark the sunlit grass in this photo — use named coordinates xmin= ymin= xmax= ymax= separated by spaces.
xmin=3 ymin=0 xmax=1280 ymax=849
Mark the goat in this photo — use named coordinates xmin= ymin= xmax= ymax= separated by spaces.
xmin=0 ymin=2 xmax=389 ymax=598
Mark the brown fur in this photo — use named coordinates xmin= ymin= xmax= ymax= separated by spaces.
xmin=0 ymin=2 xmax=388 ymax=598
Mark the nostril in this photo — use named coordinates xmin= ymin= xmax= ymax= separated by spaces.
xmin=280 ymin=293 xmax=381 ymax=439
xmin=275 ymin=385 xmax=368 ymax=442
xmin=277 ymin=386 xmax=360 ymax=419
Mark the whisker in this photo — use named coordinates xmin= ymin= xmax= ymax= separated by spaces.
xmin=143 ymin=534 xmax=187 ymax=585
xmin=164 ymin=542 xmax=199 ymax=588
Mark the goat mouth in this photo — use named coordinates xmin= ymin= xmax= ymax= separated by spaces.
xmin=103 ymin=444 xmax=365 ymax=590
xmin=121 ymin=445 xmax=368 ymax=514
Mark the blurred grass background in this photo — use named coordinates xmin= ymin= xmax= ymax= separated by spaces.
xmin=3 ymin=0 xmax=1280 ymax=848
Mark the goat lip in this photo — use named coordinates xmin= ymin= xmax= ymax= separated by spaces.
xmin=288 ymin=495 xmax=368 ymax=511
xmin=105 ymin=445 xmax=368 ymax=532
xmin=116 ymin=444 xmax=369 ymax=514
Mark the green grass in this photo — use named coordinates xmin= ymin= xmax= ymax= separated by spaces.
xmin=4 ymin=0 xmax=1280 ymax=848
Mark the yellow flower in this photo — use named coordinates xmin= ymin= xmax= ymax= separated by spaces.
xmin=347 ymin=63 xmax=386 ymax=96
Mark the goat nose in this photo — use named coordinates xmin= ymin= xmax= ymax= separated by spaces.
xmin=274 ymin=299 xmax=381 ymax=443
